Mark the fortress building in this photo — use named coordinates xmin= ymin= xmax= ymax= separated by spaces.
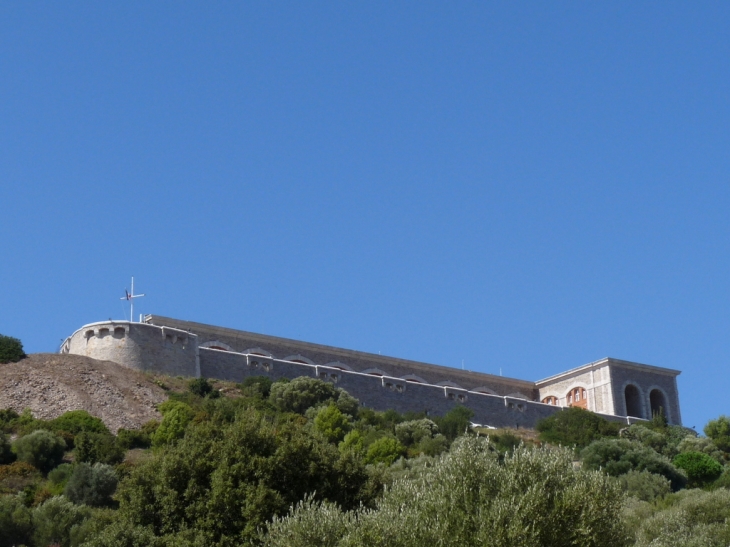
xmin=61 ymin=315 xmax=682 ymax=429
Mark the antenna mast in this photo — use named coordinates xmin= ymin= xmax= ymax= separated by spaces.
xmin=121 ymin=277 xmax=145 ymax=322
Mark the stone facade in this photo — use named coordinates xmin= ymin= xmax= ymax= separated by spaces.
xmin=60 ymin=315 xmax=683 ymax=428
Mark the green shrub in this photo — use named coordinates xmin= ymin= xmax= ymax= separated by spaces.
xmin=269 ymin=377 xmax=338 ymax=414
xmin=314 ymin=404 xmax=351 ymax=443
xmin=0 ymin=432 xmax=15 ymax=465
xmin=364 ymin=436 xmax=406 ymax=465
xmin=117 ymin=428 xmax=152 ymax=450
xmin=32 ymin=495 xmax=91 ymax=547
xmin=151 ymin=402 xmax=195 ymax=447
xmin=188 ymin=377 xmax=214 ymax=397
xmin=673 ymin=451 xmax=723 ymax=487
xmin=48 ymin=463 xmax=74 ymax=487
xmin=240 ymin=376 xmax=273 ymax=397
xmin=51 ymin=410 xmax=109 ymax=437
xmin=395 ymin=419 xmax=439 ymax=447
xmin=12 ymin=429 xmax=66 ymax=473
xmin=618 ymin=470 xmax=671 ymax=501
xmin=434 ymin=406 xmax=474 ymax=441
xmin=634 ymin=488 xmax=730 ymax=547
xmin=581 ymin=438 xmax=687 ymax=490
xmin=0 ymin=334 xmax=25 ymax=364
xmin=64 ymin=463 xmax=118 ymax=507
xmin=75 ymin=432 xmax=125 ymax=465
xmin=265 ymin=438 xmax=629 ymax=547
xmin=704 ymin=415 xmax=730 ymax=453
xmin=0 ymin=409 xmax=19 ymax=433
xmin=0 ymin=494 xmax=33 ymax=547
xmin=536 ymin=407 xmax=621 ymax=448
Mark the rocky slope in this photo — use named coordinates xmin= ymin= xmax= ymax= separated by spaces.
xmin=0 ymin=353 xmax=166 ymax=432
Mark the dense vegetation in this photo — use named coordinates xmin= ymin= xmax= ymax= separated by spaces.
xmin=1 ymin=375 xmax=729 ymax=546
xmin=0 ymin=334 xmax=25 ymax=364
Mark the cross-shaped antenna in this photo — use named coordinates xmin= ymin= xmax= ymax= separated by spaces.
xmin=121 ymin=277 xmax=145 ymax=322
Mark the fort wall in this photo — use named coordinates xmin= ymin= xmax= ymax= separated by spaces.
xmin=61 ymin=316 xmax=683 ymax=427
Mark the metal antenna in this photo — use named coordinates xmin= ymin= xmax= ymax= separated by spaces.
xmin=121 ymin=277 xmax=145 ymax=322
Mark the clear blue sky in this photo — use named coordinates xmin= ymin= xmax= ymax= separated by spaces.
xmin=1 ymin=3 xmax=728 ymax=431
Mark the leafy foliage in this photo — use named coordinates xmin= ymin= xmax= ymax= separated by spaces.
xmin=704 ymin=415 xmax=730 ymax=453
xmin=672 ymin=451 xmax=723 ymax=487
xmin=434 ymin=406 xmax=474 ymax=441
xmin=52 ymin=410 xmax=110 ymax=437
xmin=32 ymin=495 xmax=91 ymax=547
xmin=581 ymin=438 xmax=687 ymax=490
xmin=314 ymin=404 xmax=352 ymax=443
xmin=113 ymin=407 xmax=372 ymax=545
xmin=0 ymin=334 xmax=25 ymax=364
xmin=64 ymin=463 xmax=118 ymax=507
xmin=75 ymin=432 xmax=125 ymax=465
xmin=12 ymin=429 xmax=66 ymax=473
xmin=265 ymin=437 xmax=629 ymax=547
xmin=618 ymin=470 xmax=671 ymax=501
xmin=240 ymin=376 xmax=273 ymax=398
xmin=269 ymin=376 xmax=339 ymax=414
xmin=151 ymin=402 xmax=195 ymax=447
xmin=536 ymin=407 xmax=621 ymax=448
xmin=188 ymin=377 xmax=220 ymax=398
xmin=634 ymin=488 xmax=730 ymax=547
xmin=0 ymin=494 xmax=33 ymax=547
xmin=364 ymin=437 xmax=406 ymax=465
xmin=0 ymin=432 xmax=14 ymax=465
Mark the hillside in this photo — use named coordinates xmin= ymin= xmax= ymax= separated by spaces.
xmin=0 ymin=353 xmax=166 ymax=432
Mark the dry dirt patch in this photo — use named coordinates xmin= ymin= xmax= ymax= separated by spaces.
xmin=0 ymin=353 xmax=167 ymax=433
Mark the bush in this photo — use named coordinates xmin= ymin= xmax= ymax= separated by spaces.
xmin=240 ymin=376 xmax=273 ymax=398
xmin=0 ymin=432 xmax=14 ymax=465
xmin=75 ymin=432 xmax=125 ymax=465
xmin=117 ymin=428 xmax=152 ymax=450
xmin=395 ymin=419 xmax=439 ymax=447
xmin=48 ymin=463 xmax=74 ymax=487
xmin=0 ymin=334 xmax=25 ymax=364
xmin=536 ymin=407 xmax=621 ymax=448
xmin=269 ymin=377 xmax=339 ymax=414
xmin=364 ymin=437 xmax=406 ymax=465
xmin=32 ymin=495 xmax=91 ymax=547
xmin=264 ymin=438 xmax=629 ymax=547
xmin=116 ymin=408 xmax=372 ymax=545
xmin=634 ymin=488 xmax=730 ymax=547
xmin=314 ymin=404 xmax=351 ymax=443
xmin=13 ymin=429 xmax=66 ymax=473
xmin=64 ymin=463 xmax=119 ymax=507
xmin=619 ymin=470 xmax=672 ymax=501
xmin=434 ymin=406 xmax=474 ymax=441
xmin=673 ymin=451 xmax=723 ymax=487
xmin=188 ymin=377 xmax=215 ymax=397
xmin=51 ymin=410 xmax=109 ymax=437
xmin=704 ymin=415 xmax=730 ymax=453
xmin=0 ymin=409 xmax=19 ymax=433
xmin=0 ymin=494 xmax=33 ymax=547
xmin=581 ymin=438 xmax=687 ymax=490
xmin=151 ymin=402 xmax=195 ymax=447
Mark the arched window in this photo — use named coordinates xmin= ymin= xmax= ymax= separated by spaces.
xmin=541 ymin=396 xmax=558 ymax=405
xmin=567 ymin=387 xmax=587 ymax=409
xmin=624 ymin=384 xmax=644 ymax=418
xmin=649 ymin=389 xmax=668 ymax=420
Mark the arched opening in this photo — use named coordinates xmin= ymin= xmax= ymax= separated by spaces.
xmin=649 ymin=389 xmax=668 ymax=420
xmin=541 ymin=396 xmax=558 ymax=406
xmin=567 ymin=387 xmax=587 ymax=409
xmin=624 ymin=384 xmax=643 ymax=418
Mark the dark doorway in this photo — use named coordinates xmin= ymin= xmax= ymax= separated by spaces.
xmin=624 ymin=385 xmax=643 ymax=418
xmin=650 ymin=389 xmax=667 ymax=420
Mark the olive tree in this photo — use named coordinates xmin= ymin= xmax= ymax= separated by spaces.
xmin=265 ymin=437 xmax=630 ymax=547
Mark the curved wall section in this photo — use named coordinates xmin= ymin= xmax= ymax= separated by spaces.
xmin=63 ymin=321 xmax=198 ymax=377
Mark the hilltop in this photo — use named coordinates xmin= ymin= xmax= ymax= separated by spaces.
xmin=0 ymin=353 xmax=167 ymax=432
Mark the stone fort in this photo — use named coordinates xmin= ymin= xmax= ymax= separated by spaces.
xmin=60 ymin=315 xmax=682 ymax=429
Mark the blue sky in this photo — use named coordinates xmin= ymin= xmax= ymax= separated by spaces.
xmin=1 ymin=3 xmax=728 ymax=431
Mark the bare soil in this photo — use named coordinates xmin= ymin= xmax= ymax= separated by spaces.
xmin=0 ymin=353 xmax=168 ymax=433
